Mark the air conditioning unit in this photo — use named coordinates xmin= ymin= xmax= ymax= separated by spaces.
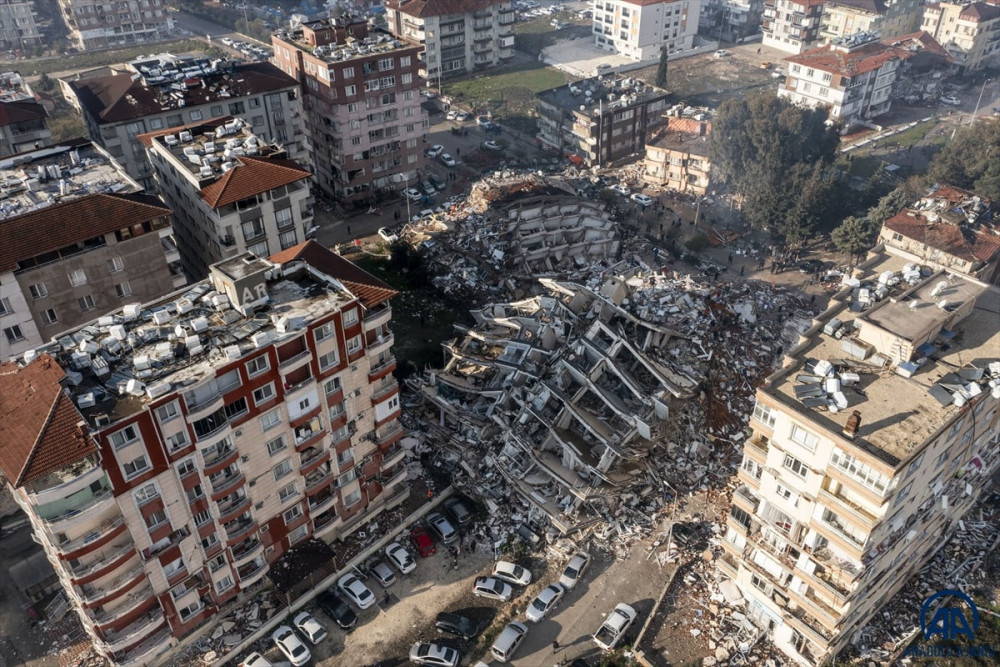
xmin=354 ymin=388 xmax=362 ymax=397
xmin=255 ymin=502 xmax=264 ymax=510
xmin=248 ymin=480 xmax=256 ymax=487
xmin=241 ymin=455 xmax=250 ymax=463
xmin=235 ymin=429 xmax=243 ymax=437
xmin=350 ymin=364 xmax=358 ymax=372
xmin=265 ymin=546 xmax=274 ymax=554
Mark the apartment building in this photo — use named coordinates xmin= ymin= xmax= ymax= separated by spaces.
xmin=0 ymin=0 xmax=42 ymax=51
xmin=140 ymin=116 xmax=313 ymax=280
xmin=592 ymin=0 xmax=702 ymax=61
xmin=537 ymin=75 xmax=669 ymax=166
xmin=66 ymin=55 xmax=303 ymax=190
xmin=643 ymin=116 xmax=712 ymax=195
xmin=0 ymin=140 xmax=184 ymax=360
xmin=384 ymin=0 xmax=516 ymax=81
xmin=718 ymin=253 xmax=1000 ymax=665
xmin=0 ymin=242 xmax=405 ymax=665
xmin=56 ymin=0 xmax=171 ymax=50
xmin=777 ymin=33 xmax=909 ymax=128
xmin=818 ymin=0 xmax=925 ymax=43
xmin=0 ymin=72 xmax=50 ymax=157
xmin=921 ymin=0 xmax=1000 ymax=72
xmin=762 ymin=0 xmax=826 ymax=54
xmin=879 ymin=184 xmax=1000 ymax=285
xmin=699 ymin=0 xmax=765 ymax=42
xmin=271 ymin=18 xmax=427 ymax=204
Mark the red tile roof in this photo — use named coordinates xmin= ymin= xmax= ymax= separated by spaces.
xmin=882 ymin=31 xmax=953 ymax=61
xmin=959 ymin=1 xmax=1000 ymax=21
xmin=0 ymin=356 xmax=97 ymax=488
xmin=784 ymin=40 xmax=909 ymax=77
xmin=199 ymin=155 xmax=311 ymax=208
xmin=0 ymin=99 xmax=48 ymax=126
xmin=884 ymin=186 xmax=1000 ymax=264
xmin=384 ymin=0 xmax=499 ymax=18
xmin=269 ymin=240 xmax=399 ymax=307
xmin=0 ymin=192 xmax=171 ymax=272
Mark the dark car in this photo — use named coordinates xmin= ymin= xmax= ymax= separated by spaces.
xmin=316 ymin=590 xmax=357 ymax=630
xmin=435 ymin=612 xmax=486 ymax=640
xmin=429 ymin=173 xmax=447 ymax=191
xmin=443 ymin=496 xmax=473 ymax=526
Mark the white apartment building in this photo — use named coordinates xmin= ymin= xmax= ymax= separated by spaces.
xmin=56 ymin=0 xmax=171 ymax=50
xmin=719 ymin=252 xmax=1000 ymax=665
xmin=384 ymin=0 xmax=516 ymax=81
xmin=818 ymin=0 xmax=925 ymax=44
xmin=0 ymin=243 xmax=405 ymax=665
xmin=699 ymin=0 xmax=766 ymax=41
xmin=778 ymin=33 xmax=908 ymax=128
xmin=0 ymin=0 xmax=42 ymax=51
xmin=592 ymin=0 xmax=702 ymax=61
xmin=762 ymin=0 xmax=825 ymax=54
xmin=141 ymin=116 xmax=314 ymax=280
xmin=921 ymin=0 xmax=1000 ymax=72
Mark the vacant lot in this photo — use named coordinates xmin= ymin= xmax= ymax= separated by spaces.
xmin=513 ymin=13 xmax=593 ymax=57
xmin=632 ymin=49 xmax=774 ymax=107
xmin=4 ymin=39 xmax=226 ymax=77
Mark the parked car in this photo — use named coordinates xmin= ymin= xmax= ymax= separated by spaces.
xmin=491 ymin=621 xmax=528 ymax=663
xmin=446 ymin=109 xmax=459 ymax=120
xmin=429 ymin=173 xmax=447 ymax=191
xmin=631 ymin=193 xmax=653 ymax=207
xmin=385 ymin=542 xmax=416 ymax=573
xmin=369 ymin=559 xmax=397 ymax=587
xmin=714 ymin=49 xmax=730 ymax=57
xmin=220 ymin=37 xmax=235 ymax=46
xmin=420 ymin=89 xmax=437 ymax=99
xmin=435 ymin=611 xmax=486 ymax=639
xmin=241 ymin=653 xmax=272 ymax=667
xmin=421 ymin=179 xmax=437 ymax=196
xmin=271 ymin=626 xmax=311 ymax=667
xmin=611 ymin=184 xmax=630 ymax=196
xmin=337 ymin=573 xmax=376 ymax=609
xmin=316 ymin=590 xmax=357 ymax=630
xmin=409 ymin=642 xmax=460 ymax=667
xmin=455 ymin=111 xmax=471 ymax=122
xmin=403 ymin=187 xmax=423 ymax=201
xmin=940 ymin=95 xmax=961 ymax=106
xmin=481 ymin=140 xmax=502 ymax=151
xmin=443 ymin=496 xmax=473 ymax=526
xmin=526 ymin=583 xmax=566 ymax=622
xmin=477 ymin=115 xmax=492 ymax=125
xmin=292 ymin=611 xmax=328 ymax=645
xmin=410 ymin=525 xmax=437 ymax=557
xmin=491 ymin=561 xmax=532 ymax=586
xmin=378 ymin=227 xmax=398 ymax=243
xmin=593 ymin=603 xmax=637 ymax=650
xmin=439 ymin=153 xmax=456 ymax=167
xmin=559 ymin=552 xmax=592 ymax=590
xmin=427 ymin=512 xmax=459 ymax=544
xmin=425 ymin=144 xmax=445 ymax=158
xmin=473 ymin=576 xmax=513 ymax=601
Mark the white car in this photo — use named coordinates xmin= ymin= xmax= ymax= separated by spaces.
xmin=409 ymin=642 xmax=460 ymax=667
xmin=940 ymin=95 xmax=961 ymax=106
xmin=446 ymin=109 xmax=459 ymax=120
xmin=593 ymin=603 xmax=637 ymax=650
xmin=337 ymin=573 xmax=376 ymax=610
xmin=473 ymin=576 xmax=513 ymax=601
xmin=491 ymin=561 xmax=532 ymax=586
xmin=220 ymin=37 xmax=235 ymax=46
xmin=455 ymin=111 xmax=471 ymax=122
xmin=559 ymin=552 xmax=591 ymax=590
xmin=482 ymin=140 xmax=502 ymax=152
xmin=241 ymin=653 xmax=272 ymax=667
xmin=293 ymin=610 xmax=328 ymax=645
xmin=378 ymin=227 xmax=398 ymax=243
xmin=421 ymin=89 xmax=437 ymax=99
xmin=425 ymin=144 xmax=445 ymax=158
xmin=714 ymin=49 xmax=731 ymax=58
xmin=439 ymin=153 xmax=456 ymax=167
xmin=403 ymin=187 xmax=423 ymax=201
xmin=631 ymin=193 xmax=653 ymax=207
xmin=271 ymin=625 xmax=311 ymax=667
xmin=525 ymin=583 xmax=565 ymax=622
xmin=385 ymin=542 xmax=416 ymax=574
xmin=611 ymin=184 xmax=630 ymax=196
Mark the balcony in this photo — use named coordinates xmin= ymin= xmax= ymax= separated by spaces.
xmin=185 ymin=393 xmax=225 ymax=423
xmin=744 ymin=436 xmax=768 ymax=462
xmin=56 ymin=515 xmax=127 ymax=557
xmin=363 ymin=304 xmax=391 ymax=330
xmin=818 ymin=488 xmax=879 ymax=528
xmin=294 ymin=418 xmax=324 ymax=450
xmin=718 ymin=552 xmax=739 ymax=579
xmin=313 ymin=510 xmax=341 ymax=536
xmin=237 ymin=558 xmax=268 ymax=586
xmin=29 ymin=462 xmax=104 ymax=505
xmin=44 ymin=489 xmax=115 ymax=530
xmin=225 ymin=517 xmax=258 ymax=542
xmin=69 ymin=541 xmax=136 ymax=581
xmin=203 ymin=444 xmax=239 ymax=473
xmin=380 ymin=444 xmax=407 ymax=471
xmin=788 ymin=603 xmax=835 ymax=643
xmin=98 ymin=606 xmax=163 ymax=652
xmin=376 ymin=420 xmax=404 ymax=446
xmin=142 ymin=526 xmax=190 ymax=561
xmin=119 ymin=627 xmax=172 ymax=664
xmin=382 ymin=466 xmax=407 ymax=490
xmin=279 ymin=348 xmax=312 ymax=374
xmin=308 ymin=491 xmax=337 ymax=515
xmin=216 ymin=494 xmax=250 ymax=523
xmin=367 ymin=332 xmax=395 ymax=357
xmin=80 ymin=561 xmax=145 ymax=606
xmin=372 ymin=378 xmax=399 ymax=404
xmin=210 ymin=471 xmax=245 ymax=499
xmin=300 ymin=448 xmax=330 ymax=474
xmin=92 ymin=583 xmax=154 ymax=627
xmin=305 ymin=467 xmax=335 ymax=494
xmin=230 ymin=538 xmax=263 ymax=565
xmin=732 ymin=485 xmax=759 ymax=514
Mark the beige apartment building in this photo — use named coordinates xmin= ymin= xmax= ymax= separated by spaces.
xmin=0 ymin=140 xmax=184 ymax=359
xmin=719 ymin=252 xmax=1000 ymax=665
xmin=0 ymin=242 xmax=405 ymax=665
xmin=643 ymin=116 xmax=712 ymax=195
xmin=818 ymin=0 xmax=925 ymax=43
xmin=56 ymin=0 xmax=171 ymax=50
xmin=762 ymin=0 xmax=826 ymax=53
xmin=921 ymin=0 xmax=1000 ymax=72
xmin=0 ymin=0 xmax=42 ymax=51
xmin=140 ymin=116 xmax=314 ymax=280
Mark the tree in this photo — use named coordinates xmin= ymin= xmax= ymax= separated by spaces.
xmin=866 ymin=187 xmax=909 ymax=227
xmin=927 ymin=118 xmax=1000 ymax=200
xmin=36 ymin=72 xmax=55 ymax=92
xmin=831 ymin=216 xmax=878 ymax=264
xmin=655 ymin=47 xmax=668 ymax=88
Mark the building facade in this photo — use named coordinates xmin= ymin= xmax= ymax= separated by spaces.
xmin=699 ymin=0 xmax=766 ymax=42
xmin=921 ymin=1 xmax=1000 ymax=72
xmin=0 ymin=99 xmax=50 ymax=157
xmin=66 ymin=55 xmax=303 ymax=190
xmin=643 ymin=116 xmax=712 ymax=194
xmin=0 ymin=141 xmax=184 ymax=359
xmin=818 ymin=0 xmax=925 ymax=44
xmin=778 ymin=33 xmax=908 ymax=128
xmin=384 ymin=0 xmax=516 ymax=82
xmin=762 ymin=0 xmax=826 ymax=54
xmin=537 ymin=75 xmax=669 ymax=166
xmin=592 ymin=0 xmax=702 ymax=61
xmin=56 ymin=0 xmax=171 ymax=50
xmin=718 ymin=253 xmax=1000 ymax=665
xmin=140 ymin=116 xmax=314 ymax=280
xmin=0 ymin=242 xmax=405 ymax=666
xmin=0 ymin=0 xmax=42 ymax=51
xmin=272 ymin=18 xmax=427 ymax=204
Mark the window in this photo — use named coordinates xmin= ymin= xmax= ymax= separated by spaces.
xmin=275 ymin=206 xmax=294 ymax=229
xmin=936 ymin=450 xmax=950 ymax=468
xmin=782 ymin=454 xmax=808 ymax=478
xmin=186 ymin=484 xmax=204 ymax=502
xmin=315 ymin=321 xmax=336 ymax=342
xmin=177 ymin=458 xmax=196 ymax=476
xmin=28 ymin=283 xmax=47 ymax=299
xmin=253 ymin=383 xmax=275 ymax=405
xmin=193 ymin=509 xmax=211 ymax=526
xmin=296 ymin=397 xmax=311 ymax=413
xmin=774 ymin=483 xmax=798 ymax=507
xmin=149 ymin=118 xmax=164 ymax=130
xmin=216 ymin=575 xmax=234 ymax=593
xmin=109 ymin=424 xmax=140 ymax=449
xmin=248 ymin=239 xmax=270 ymax=257
xmin=324 ymin=376 xmax=342 ymax=396
xmin=115 ymin=282 xmax=132 ymax=298
xmin=167 ymin=431 xmax=190 ymax=452
xmin=752 ymin=400 xmax=776 ymax=428
xmin=344 ymin=489 xmax=362 ymax=507
xmin=345 ymin=85 xmax=356 ymax=96
xmin=4 ymin=325 xmax=24 ymax=342
xmin=211 ymin=105 xmax=223 ymax=116
xmin=201 ymin=533 xmax=219 ymax=551
xmin=346 ymin=335 xmax=362 ymax=354
xmin=273 ymin=458 xmax=293 ymax=481
xmin=260 ymin=409 xmax=281 ymax=431
xmin=338 ymin=467 xmax=357 ymax=487
xmin=224 ymin=397 xmax=248 ymax=420
xmin=78 ymin=295 xmax=95 ymax=312
xmin=343 ymin=67 xmax=354 ymax=78
xmin=134 ymin=483 xmax=158 ymax=504
xmin=896 ymin=481 xmax=913 ymax=502
xmin=156 ymin=402 xmax=179 ymax=422
xmin=830 ymin=449 xmax=890 ymax=494
xmin=279 ymin=230 xmax=298 ymax=250
xmin=124 ymin=454 xmax=150 ymax=478
xmin=107 ymin=256 xmax=124 ymax=273
xmin=40 ymin=308 xmax=58 ymax=325
xmin=283 ymin=505 xmax=303 ymax=524
xmin=342 ymin=308 xmax=358 ymax=326
xmin=319 ymin=350 xmax=338 ymax=371
xmin=0 ymin=297 xmax=10 ymax=315
xmin=68 ymin=269 xmax=87 ymax=286
xmin=246 ymin=355 xmax=270 ymax=377
xmin=278 ymin=482 xmax=297 ymax=502
xmin=789 ymin=425 xmax=818 ymax=452
xmin=266 ymin=435 xmax=287 ymax=456
xmin=337 ymin=447 xmax=354 ymax=466
xmin=241 ymin=218 xmax=266 ymax=241
xmin=189 ymin=109 xmax=203 ymax=121
xmin=750 ymin=573 xmax=769 ymax=592
xmin=907 ymin=452 xmax=925 ymax=477
xmin=145 ymin=509 xmax=167 ymax=528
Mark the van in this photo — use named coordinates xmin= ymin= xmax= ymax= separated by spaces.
xmin=491 ymin=622 xmax=528 ymax=663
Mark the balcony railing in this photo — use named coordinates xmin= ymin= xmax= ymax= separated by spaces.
xmin=92 ymin=584 xmax=154 ymax=626
xmin=203 ymin=444 xmax=237 ymax=470
xmin=99 ymin=606 xmax=163 ymax=652
xmin=305 ymin=469 xmax=334 ymax=493
xmin=210 ymin=471 xmax=245 ymax=497
xmin=279 ymin=349 xmax=311 ymax=372
xmin=309 ymin=492 xmax=337 ymax=515
xmin=217 ymin=494 xmax=250 ymax=521
xmin=225 ymin=518 xmax=257 ymax=542
xmin=376 ymin=421 xmax=404 ymax=445
xmin=70 ymin=541 xmax=136 ymax=579
xmin=120 ymin=627 xmax=172 ymax=663
xmin=369 ymin=355 xmax=396 ymax=378
xmin=230 ymin=538 xmax=262 ymax=564
xmin=57 ymin=515 xmax=127 ymax=555
xmin=44 ymin=490 xmax=114 ymax=527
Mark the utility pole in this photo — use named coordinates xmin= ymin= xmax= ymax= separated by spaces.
xmin=970 ymin=78 xmax=991 ymax=127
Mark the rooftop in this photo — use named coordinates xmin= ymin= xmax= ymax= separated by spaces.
xmin=17 ymin=242 xmax=393 ymax=428
xmin=0 ymin=71 xmax=34 ymax=103
xmin=537 ymin=75 xmax=668 ymax=118
xmin=383 ymin=0 xmax=502 ymax=18
xmin=68 ymin=57 xmax=298 ymax=125
xmin=882 ymin=31 xmax=953 ymax=61
xmin=766 ymin=255 xmax=1000 ymax=467
xmin=823 ymin=0 xmax=887 ymax=14
xmin=273 ymin=21 xmax=419 ymax=64
xmin=0 ymin=140 xmax=139 ymax=221
xmin=647 ymin=118 xmax=711 ymax=155
xmin=784 ymin=34 xmax=910 ymax=76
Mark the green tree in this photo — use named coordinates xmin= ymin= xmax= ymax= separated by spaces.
xmin=927 ymin=118 xmax=1000 ymax=200
xmin=866 ymin=187 xmax=909 ymax=227
xmin=655 ymin=47 xmax=668 ymax=88
xmin=36 ymin=72 xmax=55 ymax=92
xmin=831 ymin=215 xmax=878 ymax=264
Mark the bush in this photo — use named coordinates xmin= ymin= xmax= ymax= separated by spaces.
xmin=685 ymin=233 xmax=710 ymax=252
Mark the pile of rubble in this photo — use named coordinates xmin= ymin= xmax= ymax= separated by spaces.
xmin=175 ymin=589 xmax=282 ymax=666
